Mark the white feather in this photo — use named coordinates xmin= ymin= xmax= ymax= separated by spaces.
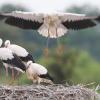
xmin=0 ymin=48 xmax=14 ymax=60
xmin=6 ymin=44 xmax=28 ymax=57
xmin=59 ymin=12 xmax=90 ymax=22
xmin=0 ymin=38 xmax=3 ymax=47
xmin=3 ymin=11 xmax=44 ymax=23
xmin=27 ymin=62 xmax=47 ymax=76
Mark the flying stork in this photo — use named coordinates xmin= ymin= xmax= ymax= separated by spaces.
xmin=0 ymin=11 xmax=99 ymax=38
xmin=26 ymin=60 xmax=53 ymax=84
xmin=0 ymin=38 xmax=26 ymax=79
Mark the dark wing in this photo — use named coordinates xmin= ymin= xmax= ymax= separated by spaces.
xmin=3 ymin=54 xmax=26 ymax=71
xmin=0 ymin=11 xmax=44 ymax=30
xmin=39 ymin=73 xmax=53 ymax=81
xmin=95 ymin=16 xmax=100 ymax=22
xmin=59 ymin=13 xmax=97 ymax=30
xmin=20 ymin=54 xmax=35 ymax=63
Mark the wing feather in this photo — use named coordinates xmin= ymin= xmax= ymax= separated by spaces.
xmin=0 ymin=11 xmax=44 ymax=29
xmin=59 ymin=13 xmax=97 ymax=30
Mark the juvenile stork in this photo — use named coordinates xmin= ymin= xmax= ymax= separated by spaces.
xmin=26 ymin=61 xmax=53 ymax=84
xmin=4 ymin=40 xmax=35 ymax=63
xmin=0 ymin=11 xmax=99 ymax=38
xmin=4 ymin=40 xmax=35 ymax=78
xmin=0 ymin=38 xmax=26 ymax=79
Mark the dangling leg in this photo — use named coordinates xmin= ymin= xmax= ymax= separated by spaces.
xmin=56 ymin=28 xmax=60 ymax=47
xmin=44 ymin=29 xmax=50 ymax=57
xmin=46 ymin=29 xmax=50 ymax=48
xmin=56 ymin=28 xmax=64 ymax=55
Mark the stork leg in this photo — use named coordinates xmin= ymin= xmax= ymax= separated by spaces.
xmin=0 ymin=66 xmax=1 ymax=79
xmin=15 ymin=71 xmax=20 ymax=84
xmin=44 ymin=30 xmax=50 ymax=57
xmin=37 ymin=78 xmax=42 ymax=84
xmin=56 ymin=28 xmax=60 ymax=46
xmin=11 ymin=68 xmax=15 ymax=80
xmin=3 ymin=63 xmax=9 ymax=78
xmin=16 ymin=71 xmax=20 ymax=78
xmin=46 ymin=29 xmax=50 ymax=48
xmin=5 ymin=66 xmax=8 ymax=78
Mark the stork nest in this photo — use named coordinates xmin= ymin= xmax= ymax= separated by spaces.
xmin=0 ymin=84 xmax=99 ymax=100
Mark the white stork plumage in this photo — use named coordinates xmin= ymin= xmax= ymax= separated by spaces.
xmin=0 ymin=38 xmax=26 ymax=79
xmin=4 ymin=40 xmax=35 ymax=64
xmin=4 ymin=40 xmax=35 ymax=79
xmin=26 ymin=61 xmax=53 ymax=84
xmin=0 ymin=11 xmax=99 ymax=38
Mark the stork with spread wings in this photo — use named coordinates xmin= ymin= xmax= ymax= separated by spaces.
xmin=0 ymin=11 xmax=99 ymax=38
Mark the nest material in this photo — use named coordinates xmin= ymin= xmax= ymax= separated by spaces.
xmin=0 ymin=84 xmax=99 ymax=100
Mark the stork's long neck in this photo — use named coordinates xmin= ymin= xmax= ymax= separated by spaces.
xmin=0 ymin=39 xmax=3 ymax=47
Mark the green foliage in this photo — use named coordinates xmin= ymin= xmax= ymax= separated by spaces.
xmin=0 ymin=3 xmax=100 ymax=86
xmin=15 ymin=74 xmax=32 ymax=85
xmin=63 ymin=4 xmax=100 ymax=60
xmin=39 ymin=47 xmax=100 ymax=85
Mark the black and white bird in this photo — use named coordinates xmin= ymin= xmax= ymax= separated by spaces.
xmin=26 ymin=60 xmax=53 ymax=84
xmin=4 ymin=40 xmax=35 ymax=65
xmin=0 ymin=38 xmax=26 ymax=75
xmin=0 ymin=11 xmax=99 ymax=38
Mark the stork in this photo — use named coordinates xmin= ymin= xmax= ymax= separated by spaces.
xmin=4 ymin=40 xmax=53 ymax=84
xmin=4 ymin=40 xmax=35 ymax=78
xmin=0 ymin=11 xmax=99 ymax=38
xmin=0 ymin=38 xmax=26 ymax=80
xmin=26 ymin=61 xmax=53 ymax=84
xmin=4 ymin=40 xmax=35 ymax=64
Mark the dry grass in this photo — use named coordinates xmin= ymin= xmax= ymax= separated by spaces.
xmin=0 ymin=84 xmax=99 ymax=100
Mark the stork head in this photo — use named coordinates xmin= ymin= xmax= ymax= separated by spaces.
xmin=0 ymin=38 xmax=3 ymax=47
xmin=26 ymin=61 xmax=33 ymax=69
xmin=4 ymin=40 xmax=10 ymax=47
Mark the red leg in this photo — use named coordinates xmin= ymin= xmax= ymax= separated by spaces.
xmin=11 ymin=68 xmax=14 ymax=80
xmin=5 ymin=66 xmax=8 ymax=78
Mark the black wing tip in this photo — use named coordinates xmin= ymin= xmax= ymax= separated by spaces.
xmin=20 ymin=54 xmax=35 ymax=63
xmin=39 ymin=73 xmax=54 ymax=82
xmin=95 ymin=16 xmax=100 ymax=22
xmin=62 ymin=19 xmax=96 ymax=30
xmin=27 ymin=54 xmax=35 ymax=63
xmin=0 ymin=14 xmax=6 ymax=20
xmin=5 ymin=16 xmax=43 ymax=30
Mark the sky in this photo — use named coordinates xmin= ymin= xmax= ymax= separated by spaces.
xmin=0 ymin=0 xmax=100 ymax=12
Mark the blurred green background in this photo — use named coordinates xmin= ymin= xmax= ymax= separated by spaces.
xmin=0 ymin=3 xmax=100 ymax=86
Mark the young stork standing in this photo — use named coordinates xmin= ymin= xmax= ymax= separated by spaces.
xmin=26 ymin=61 xmax=53 ymax=84
xmin=4 ymin=40 xmax=35 ymax=78
xmin=4 ymin=40 xmax=53 ymax=84
xmin=4 ymin=40 xmax=35 ymax=64
xmin=0 ymin=38 xmax=26 ymax=79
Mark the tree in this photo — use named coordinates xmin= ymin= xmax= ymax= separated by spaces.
xmin=60 ymin=4 xmax=100 ymax=60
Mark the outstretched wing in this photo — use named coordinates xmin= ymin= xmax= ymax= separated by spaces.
xmin=59 ymin=13 xmax=97 ymax=30
xmin=0 ymin=11 xmax=44 ymax=30
xmin=95 ymin=16 xmax=100 ymax=22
